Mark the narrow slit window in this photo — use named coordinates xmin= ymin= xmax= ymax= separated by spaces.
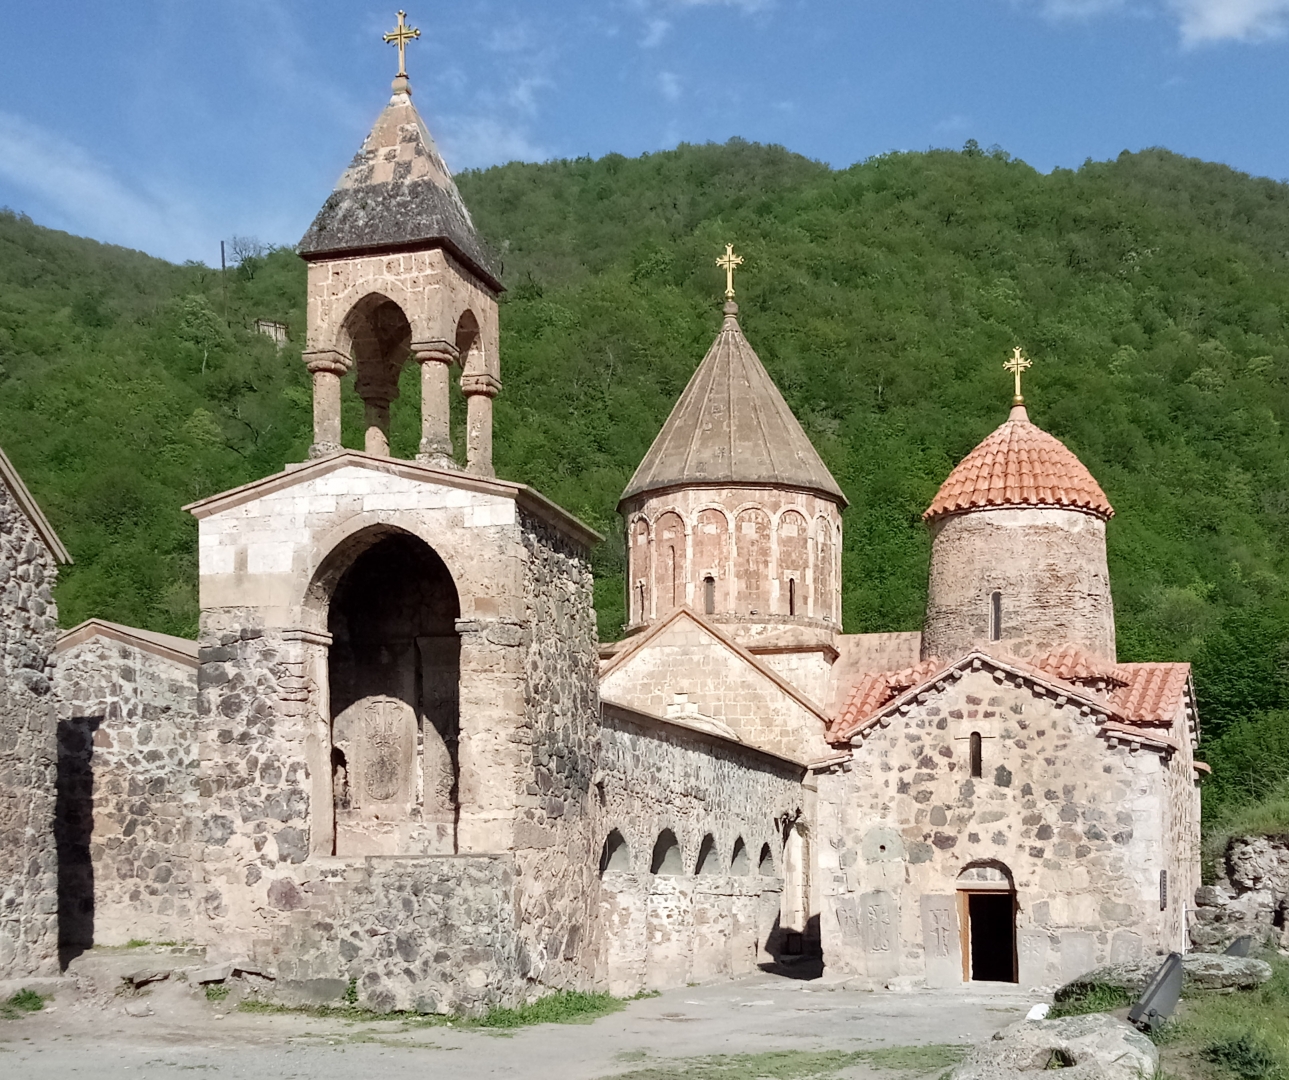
xmin=704 ymin=575 xmax=716 ymax=615
xmin=669 ymin=546 xmax=678 ymax=606
xmin=990 ymin=591 xmax=1002 ymax=641
xmin=788 ymin=578 xmax=797 ymax=616
xmin=637 ymin=580 xmax=647 ymax=620
xmin=970 ymin=732 xmax=983 ymax=778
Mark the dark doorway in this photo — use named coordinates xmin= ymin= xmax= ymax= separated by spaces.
xmin=966 ymin=892 xmax=1016 ymax=982
xmin=56 ymin=714 xmax=101 ymax=967
xmin=328 ymin=532 xmax=460 ymax=854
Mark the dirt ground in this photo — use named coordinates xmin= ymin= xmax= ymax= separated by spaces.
xmin=0 ymin=967 xmax=1038 ymax=1080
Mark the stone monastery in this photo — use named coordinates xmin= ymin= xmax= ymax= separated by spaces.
xmin=0 ymin=49 xmax=1202 ymax=1011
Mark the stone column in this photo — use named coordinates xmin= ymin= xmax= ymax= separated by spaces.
xmin=355 ymin=359 xmax=400 ymax=458
xmin=414 ymin=342 xmax=459 ymax=469
xmin=461 ymin=373 xmax=501 ymax=478
xmin=303 ymin=350 xmax=350 ymax=458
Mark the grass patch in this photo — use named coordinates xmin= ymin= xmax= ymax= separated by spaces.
xmin=125 ymin=939 xmax=150 ymax=948
xmin=0 ymin=990 xmax=45 ymax=1020
xmin=237 ymin=988 xmax=637 ymax=1030
xmin=477 ymin=990 xmax=624 ymax=1028
xmin=1202 ymin=1033 xmax=1283 ymax=1080
xmin=204 ymin=983 xmax=230 ymax=1002
xmin=1153 ymin=954 xmax=1289 ymax=1079
xmin=1048 ymin=981 xmax=1134 ymax=1018
xmin=605 ymin=1046 xmax=966 ymax=1080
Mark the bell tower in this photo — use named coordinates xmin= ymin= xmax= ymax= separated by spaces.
xmin=297 ymin=20 xmax=503 ymax=474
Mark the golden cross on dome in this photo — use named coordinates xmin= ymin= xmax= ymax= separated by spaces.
xmin=1004 ymin=346 xmax=1032 ymax=405
xmin=383 ymin=10 xmax=421 ymax=79
xmin=716 ymin=243 xmax=744 ymax=300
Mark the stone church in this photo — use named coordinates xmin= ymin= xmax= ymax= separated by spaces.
xmin=0 ymin=50 xmax=1201 ymax=1009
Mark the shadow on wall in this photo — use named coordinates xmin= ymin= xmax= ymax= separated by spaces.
xmin=56 ymin=714 xmax=101 ymax=968
xmin=760 ymin=914 xmax=823 ymax=980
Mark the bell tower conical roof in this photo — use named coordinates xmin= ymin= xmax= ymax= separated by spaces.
xmin=620 ymin=302 xmax=846 ymax=507
xmin=298 ymin=78 xmax=501 ymax=291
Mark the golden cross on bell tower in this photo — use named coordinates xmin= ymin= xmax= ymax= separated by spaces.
xmin=1004 ymin=346 xmax=1032 ymax=406
xmin=383 ymin=10 xmax=421 ymax=79
xmin=716 ymin=243 xmax=744 ymax=301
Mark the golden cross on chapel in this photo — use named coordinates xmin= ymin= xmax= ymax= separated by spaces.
xmin=383 ymin=10 xmax=421 ymax=79
xmin=1004 ymin=346 xmax=1033 ymax=405
xmin=716 ymin=244 xmax=744 ymax=300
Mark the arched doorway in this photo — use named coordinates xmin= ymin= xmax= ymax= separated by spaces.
xmin=957 ymin=862 xmax=1017 ymax=983
xmin=340 ymin=293 xmax=413 ymax=456
xmin=327 ymin=531 xmax=460 ymax=856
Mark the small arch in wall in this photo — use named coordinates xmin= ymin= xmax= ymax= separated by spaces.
xmin=703 ymin=575 xmax=716 ymax=615
xmin=758 ymin=842 xmax=774 ymax=875
xmin=730 ymin=837 xmax=750 ymax=876
xmin=600 ymin=829 xmax=630 ymax=875
xmin=651 ymin=829 xmax=683 ymax=875
xmin=695 ymin=833 xmax=719 ymax=876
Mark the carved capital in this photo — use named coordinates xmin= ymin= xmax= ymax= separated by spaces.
xmin=460 ymin=372 xmax=501 ymax=398
xmin=412 ymin=339 xmax=460 ymax=365
xmin=303 ymin=349 xmax=351 ymax=376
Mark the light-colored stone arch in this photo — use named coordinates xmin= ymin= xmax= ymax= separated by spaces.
xmin=652 ymin=511 xmax=686 ymax=620
xmin=776 ymin=510 xmax=809 ymax=617
xmin=691 ymin=506 xmax=732 ymax=616
xmin=628 ymin=515 xmax=652 ymax=625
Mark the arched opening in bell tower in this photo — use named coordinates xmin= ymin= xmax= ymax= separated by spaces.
xmin=340 ymin=293 xmax=414 ymax=457
xmin=326 ymin=530 xmax=461 ymax=856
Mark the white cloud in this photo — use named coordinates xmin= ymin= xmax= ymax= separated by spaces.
xmin=659 ymin=71 xmax=684 ymax=102
xmin=1169 ymin=0 xmax=1289 ymax=42
xmin=0 ymin=111 xmax=208 ymax=262
xmin=642 ymin=18 xmax=671 ymax=46
xmin=1016 ymin=0 xmax=1289 ymax=41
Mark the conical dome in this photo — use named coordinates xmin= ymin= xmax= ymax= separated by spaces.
xmin=924 ymin=405 xmax=1112 ymax=522
xmin=620 ymin=304 xmax=846 ymax=507
xmin=299 ymin=81 xmax=500 ymax=290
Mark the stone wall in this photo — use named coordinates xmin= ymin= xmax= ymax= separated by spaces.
xmin=922 ymin=508 xmax=1115 ymax=664
xmin=509 ymin=510 xmax=601 ymax=991
xmin=51 ymin=632 xmax=199 ymax=950
xmin=592 ymin=702 xmax=804 ymax=993
xmin=816 ymin=664 xmax=1197 ymax=989
xmin=0 ymin=480 xmax=60 ymax=978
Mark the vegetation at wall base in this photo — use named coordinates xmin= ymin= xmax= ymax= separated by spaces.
xmin=9 ymin=139 xmax=1289 ymax=818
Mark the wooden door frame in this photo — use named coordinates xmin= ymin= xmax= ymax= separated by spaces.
xmin=957 ymin=888 xmax=1019 ymax=984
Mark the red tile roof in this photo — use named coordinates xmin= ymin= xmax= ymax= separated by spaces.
xmin=828 ymin=651 xmax=1193 ymax=750
xmin=830 ymin=658 xmax=942 ymax=742
xmin=924 ymin=406 xmax=1114 ymax=522
xmin=1111 ymin=663 xmax=1192 ymax=726
xmin=1030 ymin=645 xmax=1130 ymax=687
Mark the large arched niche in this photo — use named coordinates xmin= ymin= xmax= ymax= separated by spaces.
xmin=308 ymin=525 xmax=462 ymax=856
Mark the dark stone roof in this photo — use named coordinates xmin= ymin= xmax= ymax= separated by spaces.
xmin=298 ymin=84 xmax=501 ymax=291
xmin=620 ymin=304 xmax=846 ymax=507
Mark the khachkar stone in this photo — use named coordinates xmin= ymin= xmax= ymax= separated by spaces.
xmin=298 ymin=21 xmax=503 ymax=476
xmin=0 ymin=446 xmax=71 ymax=979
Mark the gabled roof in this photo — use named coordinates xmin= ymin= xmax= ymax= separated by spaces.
xmin=924 ymin=405 xmax=1113 ymax=522
xmin=1111 ymin=663 xmax=1193 ymax=726
xmin=830 ymin=648 xmax=1192 ymax=755
xmin=298 ymin=82 xmax=501 ymax=291
xmin=0 ymin=445 xmax=71 ymax=564
xmin=619 ymin=303 xmax=846 ymax=508
xmin=182 ymin=450 xmax=602 ymax=550
xmin=1030 ymin=644 xmax=1131 ymax=688
xmin=55 ymin=618 xmax=198 ymax=669
xmin=600 ymin=605 xmax=830 ymax=724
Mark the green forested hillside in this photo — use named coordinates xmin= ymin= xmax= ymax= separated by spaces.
xmin=6 ymin=140 xmax=1289 ymax=817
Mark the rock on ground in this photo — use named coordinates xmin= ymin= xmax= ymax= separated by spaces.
xmin=1057 ymin=953 xmax=1272 ymax=1000
xmin=949 ymin=1014 xmax=1158 ymax=1080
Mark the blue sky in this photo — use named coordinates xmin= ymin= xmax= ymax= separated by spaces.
xmin=1 ymin=1 xmax=1286 ymax=264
